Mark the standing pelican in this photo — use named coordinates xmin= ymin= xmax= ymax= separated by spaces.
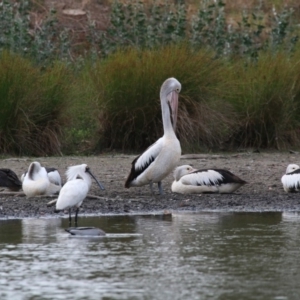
xmin=172 ymin=165 xmax=247 ymax=194
xmin=55 ymin=164 xmax=105 ymax=225
xmin=22 ymin=162 xmax=61 ymax=198
xmin=281 ymin=164 xmax=300 ymax=192
xmin=0 ymin=169 xmax=22 ymax=191
xmin=125 ymin=77 xmax=181 ymax=195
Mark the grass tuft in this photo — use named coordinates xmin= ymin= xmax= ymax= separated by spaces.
xmin=0 ymin=52 xmax=71 ymax=155
xmin=225 ymin=50 xmax=300 ymax=149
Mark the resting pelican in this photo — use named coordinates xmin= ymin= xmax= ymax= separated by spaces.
xmin=55 ymin=164 xmax=105 ymax=225
xmin=22 ymin=162 xmax=61 ymax=198
xmin=21 ymin=167 xmax=62 ymax=186
xmin=0 ymin=169 xmax=22 ymax=191
xmin=172 ymin=165 xmax=247 ymax=194
xmin=125 ymin=77 xmax=181 ymax=195
xmin=281 ymin=164 xmax=300 ymax=192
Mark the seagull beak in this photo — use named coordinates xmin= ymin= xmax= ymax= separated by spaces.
xmin=169 ymin=91 xmax=178 ymax=131
xmin=87 ymin=170 xmax=105 ymax=190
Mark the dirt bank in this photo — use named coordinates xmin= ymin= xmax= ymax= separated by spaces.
xmin=1 ymin=152 xmax=300 ymax=219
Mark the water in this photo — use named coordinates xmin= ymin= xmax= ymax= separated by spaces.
xmin=1 ymin=212 xmax=300 ymax=300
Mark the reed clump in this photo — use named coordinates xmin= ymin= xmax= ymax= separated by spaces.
xmin=80 ymin=45 xmax=235 ymax=151
xmin=0 ymin=52 xmax=71 ymax=155
xmin=1 ymin=1 xmax=300 ymax=154
xmin=224 ymin=50 xmax=300 ymax=149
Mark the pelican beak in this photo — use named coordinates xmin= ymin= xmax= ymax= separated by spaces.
xmin=87 ymin=170 xmax=105 ymax=190
xmin=169 ymin=91 xmax=179 ymax=131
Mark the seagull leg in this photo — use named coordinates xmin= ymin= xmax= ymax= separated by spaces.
xmin=158 ymin=181 xmax=164 ymax=195
xmin=75 ymin=207 xmax=79 ymax=227
xmin=68 ymin=208 xmax=72 ymax=225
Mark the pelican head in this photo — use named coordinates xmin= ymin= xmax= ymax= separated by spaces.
xmin=160 ymin=77 xmax=181 ymax=131
xmin=66 ymin=164 xmax=105 ymax=190
xmin=286 ymin=164 xmax=300 ymax=174
xmin=173 ymin=165 xmax=196 ymax=181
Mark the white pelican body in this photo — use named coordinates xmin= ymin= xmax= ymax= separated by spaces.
xmin=55 ymin=164 xmax=104 ymax=224
xmin=21 ymin=167 xmax=62 ymax=186
xmin=0 ymin=168 xmax=22 ymax=191
xmin=281 ymin=164 xmax=300 ymax=192
xmin=125 ymin=77 xmax=181 ymax=194
xmin=172 ymin=165 xmax=247 ymax=194
xmin=22 ymin=162 xmax=61 ymax=198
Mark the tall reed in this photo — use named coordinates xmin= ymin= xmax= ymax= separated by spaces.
xmin=224 ymin=50 xmax=300 ymax=149
xmin=0 ymin=52 xmax=71 ymax=155
xmin=81 ymin=45 xmax=236 ymax=152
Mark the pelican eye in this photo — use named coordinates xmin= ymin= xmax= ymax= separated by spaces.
xmin=85 ymin=167 xmax=90 ymax=172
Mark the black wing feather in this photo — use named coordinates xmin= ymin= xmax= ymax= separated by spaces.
xmin=191 ymin=168 xmax=246 ymax=186
xmin=0 ymin=168 xmax=22 ymax=191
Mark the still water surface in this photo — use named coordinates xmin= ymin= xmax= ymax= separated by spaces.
xmin=0 ymin=212 xmax=300 ymax=300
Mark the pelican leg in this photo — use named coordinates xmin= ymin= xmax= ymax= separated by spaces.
xmin=149 ymin=182 xmax=154 ymax=195
xmin=68 ymin=208 xmax=72 ymax=225
xmin=158 ymin=181 xmax=163 ymax=195
xmin=75 ymin=207 xmax=79 ymax=226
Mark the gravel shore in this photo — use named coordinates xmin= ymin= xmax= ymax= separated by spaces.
xmin=1 ymin=152 xmax=300 ymax=219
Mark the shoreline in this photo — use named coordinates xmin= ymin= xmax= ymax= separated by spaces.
xmin=1 ymin=152 xmax=300 ymax=219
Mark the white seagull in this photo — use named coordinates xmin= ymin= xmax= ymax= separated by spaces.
xmin=171 ymin=165 xmax=247 ymax=194
xmin=54 ymin=164 xmax=105 ymax=225
xmin=125 ymin=77 xmax=181 ymax=195
xmin=281 ymin=164 xmax=300 ymax=192
xmin=22 ymin=162 xmax=62 ymax=198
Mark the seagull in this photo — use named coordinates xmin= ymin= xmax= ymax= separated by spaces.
xmin=171 ymin=165 xmax=247 ymax=194
xmin=0 ymin=169 xmax=22 ymax=191
xmin=22 ymin=162 xmax=61 ymax=198
xmin=125 ymin=77 xmax=181 ymax=195
xmin=54 ymin=164 xmax=105 ymax=225
xmin=21 ymin=167 xmax=62 ymax=186
xmin=281 ymin=164 xmax=300 ymax=192
xmin=65 ymin=227 xmax=106 ymax=236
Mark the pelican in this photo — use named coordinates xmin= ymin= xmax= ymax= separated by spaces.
xmin=65 ymin=227 xmax=106 ymax=236
xmin=281 ymin=164 xmax=300 ymax=192
xmin=0 ymin=169 xmax=22 ymax=191
xmin=21 ymin=167 xmax=62 ymax=186
xmin=22 ymin=162 xmax=61 ymax=198
xmin=125 ymin=77 xmax=181 ymax=195
xmin=54 ymin=164 xmax=105 ymax=225
xmin=171 ymin=165 xmax=247 ymax=194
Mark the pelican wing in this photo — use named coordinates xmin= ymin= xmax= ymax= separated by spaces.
xmin=125 ymin=138 xmax=163 ymax=187
xmin=181 ymin=169 xmax=246 ymax=186
xmin=46 ymin=169 xmax=62 ymax=186
xmin=181 ymin=169 xmax=225 ymax=186
xmin=281 ymin=170 xmax=300 ymax=192
xmin=0 ymin=169 xmax=22 ymax=188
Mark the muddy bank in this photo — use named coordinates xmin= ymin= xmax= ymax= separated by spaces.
xmin=1 ymin=152 xmax=300 ymax=219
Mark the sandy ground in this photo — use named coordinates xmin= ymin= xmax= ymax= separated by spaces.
xmin=1 ymin=151 xmax=300 ymax=219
